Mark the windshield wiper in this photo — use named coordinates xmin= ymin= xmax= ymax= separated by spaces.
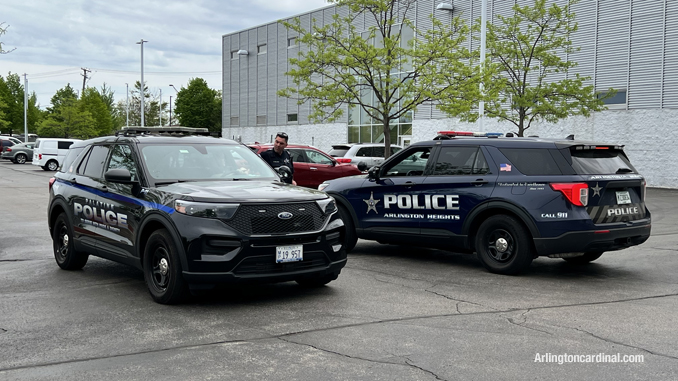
xmin=154 ymin=180 xmax=186 ymax=186
xmin=616 ymin=168 xmax=633 ymax=174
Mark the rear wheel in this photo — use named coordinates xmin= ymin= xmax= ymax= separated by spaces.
xmin=143 ymin=229 xmax=189 ymax=304
xmin=53 ymin=213 xmax=89 ymax=270
xmin=563 ymin=251 xmax=604 ymax=264
xmin=475 ymin=215 xmax=534 ymax=275
xmin=15 ymin=153 xmax=27 ymax=164
xmin=338 ymin=205 xmax=357 ymax=252
xmin=46 ymin=160 xmax=59 ymax=171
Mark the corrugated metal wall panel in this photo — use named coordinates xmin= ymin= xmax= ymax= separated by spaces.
xmin=267 ymin=23 xmax=279 ymax=126
xmin=569 ymin=1 xmax=597 ymax=83
xmin=629 ymin=1 xmax=664 ymax=108
xmin=664 ymin=1 xmax=678 ymax=108
xmin=417 ymin=0 xmax=434 ymax=32
xmin=278 ymin=22 xmax=291 ymax=126
xmin=223 ymin=37 xmax=232 ymax=123
xmin=595 ymin=1 xmax=630 ymax=90
xmin=297 ymin=14 xmax=312 ymax=125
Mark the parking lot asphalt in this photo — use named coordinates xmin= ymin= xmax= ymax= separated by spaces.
xmin=1 ymin=160 xmax=677 ymax=380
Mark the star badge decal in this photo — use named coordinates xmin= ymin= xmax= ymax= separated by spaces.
xmin=363 ymin=192 xmax=380 ymax=214
xmin=591 ymin=182 xmax=602 ymax=197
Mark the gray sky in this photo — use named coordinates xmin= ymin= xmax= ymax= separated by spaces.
xmin=1 ymin=0 xmax=329 ymax=109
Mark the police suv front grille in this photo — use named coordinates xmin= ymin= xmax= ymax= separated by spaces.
xmin=233 ymin=252 xmax=329 ymax=275
xmin=224 ymin=202 xmax=326 ymax=235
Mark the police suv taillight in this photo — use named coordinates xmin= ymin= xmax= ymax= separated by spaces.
xmin=550 ymin=183 xmax=589 ymax=207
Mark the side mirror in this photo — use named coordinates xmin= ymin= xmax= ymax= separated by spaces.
xmin=357 ymin=161 xmax=368 ymax=171
xmin=104 ymin=168 xmax=137 ymax=184
xmin=367 ymin=165 xmax=380 ymax=181
xmin=276 ymin=165 xmax=292 ymax=182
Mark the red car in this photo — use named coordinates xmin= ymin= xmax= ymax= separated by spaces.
xmin=249 ymin=143 xmax=364 ymax=189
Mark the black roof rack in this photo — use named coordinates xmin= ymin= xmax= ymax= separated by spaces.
xmin=116 ymin=126 xmax=210 ymax=137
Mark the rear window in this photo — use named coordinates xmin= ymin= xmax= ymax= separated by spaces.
xmin=499 ymin=148 xmax=562 ymax=175
xmin=328 ymin=148 xmax=349 ymax=157
xmin=569 ymin=149 xmax=637 ymax=175
xmin=61 ymin=147 xmax=86 ymax=173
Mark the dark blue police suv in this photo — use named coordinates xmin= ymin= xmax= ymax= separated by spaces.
xmin=48 ymin=128 xmax=346 ymax=304
xmin=319 ymin=132 xmax=651 ymax=275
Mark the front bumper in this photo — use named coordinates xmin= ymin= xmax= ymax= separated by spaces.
xmin=533 ymin=223 xmax=651 ymax=256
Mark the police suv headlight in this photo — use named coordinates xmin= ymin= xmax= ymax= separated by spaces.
xmin=318 ymin=183 xmax=329 ymax=191
xmin=316 ymin=197 xmax=337 ymax=215
xmin=174 ymin=200 xmax=239 ymax=220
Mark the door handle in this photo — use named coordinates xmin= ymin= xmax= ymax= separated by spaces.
xmin=471 ymin=179 xmax=488 ymax=186
xmin=310 ymin=167 xmax=317 ymax=170
xmin=404 ymin=181 xmax=416 ymax=187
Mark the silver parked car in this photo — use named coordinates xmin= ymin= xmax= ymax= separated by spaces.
xmin=328 ymin=143 xmax=403 ymax=168
xmin=1 ymin=142 xmax=35 ymax=164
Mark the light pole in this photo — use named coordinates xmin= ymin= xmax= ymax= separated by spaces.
xmin=478 ymin=0 xmax=487 ymax=130
xmin=169 ymin=84 xmax=179 ymax=126
xmin=159 ymin=88 xmax=162 ymax=126
xmin=125 ymin=83 xmax=129 ymax=126
xmin=136 ymin=39 xmax=148 ymax=127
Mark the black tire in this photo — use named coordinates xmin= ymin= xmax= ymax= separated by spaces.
xmin=338 ymin=205 xmax=357 ymax=252
xmin=15 ymin=153 xmax=27 ymax=164
xmin=53 ymin=213 xmax=89 ymax=270
xmin=563 ymin=251 xmax=604 ymax=264
xmin=475 ymin=215 xmax=534 ymax=275
xmin=46 ymin=160 xmax=59 ymax=171
xmin=296 ymin=272 xmax=338 ymax=287
xmin=143 ymin=229 xmax=189 ymax=304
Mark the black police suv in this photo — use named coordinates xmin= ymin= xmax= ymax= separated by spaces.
xmin=319 ymin=133 xmax=651 ymax=275
xmin=48 ymin=129 xmax=346 ymax=304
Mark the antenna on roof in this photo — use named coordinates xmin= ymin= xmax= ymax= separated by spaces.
xmin=566 ymin=134 xmax=575 ymax=140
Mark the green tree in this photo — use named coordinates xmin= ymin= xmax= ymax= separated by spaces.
xmin=1 ymin=22 xmax=16 ymax=55
xmin=48 ymin=84 xmax=78 ymax=114
xmin=460 ymin=0 xmax=609 ymax=137
xmin=80 ymin=87 xmax=114 ymax=136
xmin=279 ymin=0 xmax=481 ymax=157
xmin=174 ymin=78 xmax=221 ymax=135
xmin=112 ymin=81 xmax=165 ymax=127
xmin=0 ymin=73 xmax=42 ymax=135
xmin=38 ymin=98 xmax=97 ymax=139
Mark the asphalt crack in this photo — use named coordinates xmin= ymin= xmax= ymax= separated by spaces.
xmin=505 ymin=309 xmax=553 ymax=336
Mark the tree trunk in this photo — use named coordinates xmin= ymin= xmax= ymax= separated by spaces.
xmin=383 ymin=119 xmax=391 ymax=159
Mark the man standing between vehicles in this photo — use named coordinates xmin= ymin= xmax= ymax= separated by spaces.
xmin=260 ymin=132 xmax=296 ymax=185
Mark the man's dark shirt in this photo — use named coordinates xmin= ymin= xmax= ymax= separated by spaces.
xmin=260 ymin=148 xmax=294 ymax=184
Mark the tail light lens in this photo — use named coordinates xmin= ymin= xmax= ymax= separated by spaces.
xmin=49 ymin=177 xmax=56 ymax=191
xmin=39 ymin=154 xmax=42 ymax=160
xmin=550 ymin=183 xmax=589 ymax=206
xmin=5 ymin=148 xmax=11 ymax=152
xmin=336 ymin=158 xmax=352 ymax=163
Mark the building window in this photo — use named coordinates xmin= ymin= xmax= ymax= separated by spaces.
xmin=287 ymin=37 xmax=297 ymax=47
xmin=230 ymin=51 xmax=239 ymax=60
xmin=230 ymin=116 xmax=239 ymax=126
xmin=287 ymin=113 xmax=298 ymax=122
xmin=256 ymin=115 xmax=267 ymax=125
xmin=597 ymin=89 xmax=627 ymax=109
xmin=257 ymin=44 xmax=267 ymax=54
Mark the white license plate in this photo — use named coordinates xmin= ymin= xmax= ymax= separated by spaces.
xmin=276 ymin=245 xmax=303 ymax=263
xmin=616 ymin=190 xmax=631 ymax=205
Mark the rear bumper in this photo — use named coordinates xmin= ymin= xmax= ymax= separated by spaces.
xmin=533 ymin=223 xmax=651 ymax=256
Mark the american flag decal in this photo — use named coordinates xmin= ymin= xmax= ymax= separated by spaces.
xmin=500 ymin=163 xmax=512 ymax=171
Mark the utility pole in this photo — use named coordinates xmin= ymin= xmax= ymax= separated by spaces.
xmin=81 ymin=68 xmax=91 ymax=94
xmin=159 ymin=88 xmax=162 ymax=126
xmin=23 ymin=74 xmax=28 ymax=141
xmin=137 ymin=39 xmax=148 ymax=127
xmin=169 ymin=95 xmax=173 ymax=126
xmin=125 ymin=83 xmax=129 ymax=126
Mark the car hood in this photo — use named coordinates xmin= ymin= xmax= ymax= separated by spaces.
xmin=158 ymin=180 xmax=329 ymax=203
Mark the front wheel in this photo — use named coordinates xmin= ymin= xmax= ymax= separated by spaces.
xmin=53 ymin=213 xmax=89 ymax=270
xmin=475 ymin=215 xmax=534 ymax=275
xmin=338 ymin=205 xmax=357 ymax=252
xmin=143 ymin=229 xmax=189 ymax=304
xmin=563 ymin=251 xmax=604 ymax=264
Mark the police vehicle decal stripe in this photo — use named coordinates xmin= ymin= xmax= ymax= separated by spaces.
xmin=57 ymin=179 xmax=175 ymax=214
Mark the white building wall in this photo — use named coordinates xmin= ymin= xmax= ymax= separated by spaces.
xmin=412 ymin=109 xmax=678 ymax=188
xmin=222 ymin=123 xmax=347 ymax=153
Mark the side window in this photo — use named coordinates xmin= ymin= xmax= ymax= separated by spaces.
xmin=62 ymin=147 xmax=85 ymax=174
xmin=390 ymin=147 xmax=402 ymax=155
xmin=58 ymin=141 xmax=74 ymax=150
xmin=306 ymin=150 xmax=333 ymax=165
xmin=499 ymin=148 xmax=562 ymax=175
xmin=107 ymin=145 xmax=138 ymax=181
xmin=383 ymin=147 xmax=431 ymax=177
xmin=81 ymin=145 xmax=110 ymax=178
xmin=288 ymin=149 xmax=307 ymax=163
xmin=356 ymin=147 xmax=373 ymax=157
xmin=372 ymin=147 xmax=385 ymax=158
xmin=433 ymin=146 xmax=485 ymax=176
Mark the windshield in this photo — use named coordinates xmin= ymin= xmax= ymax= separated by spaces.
xmin=140 ymin=143 xmax=279 ymax=182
